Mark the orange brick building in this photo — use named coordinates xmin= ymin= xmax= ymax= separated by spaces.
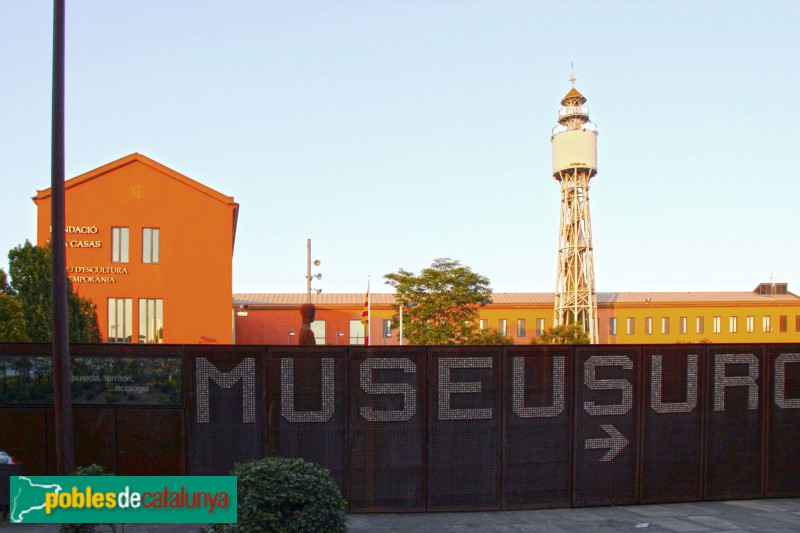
xmin=34 ymin=153 xmax=238 ymax=344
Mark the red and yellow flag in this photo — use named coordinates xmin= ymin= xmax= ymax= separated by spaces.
xmin=360 ymin=279 xmax=370 ymax=345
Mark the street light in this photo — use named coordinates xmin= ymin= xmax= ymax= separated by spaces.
xmin=335 ymin=332 xmax=345 ymax=345
xmin=286 ymin=329 xmax=295 ymax=345
xmin=306 ymin=239 xmax=322 ymax=303
xmin=399 ymin=301 xmax=415 ymax=345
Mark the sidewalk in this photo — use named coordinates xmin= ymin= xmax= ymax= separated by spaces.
xmin=3 ymin=498 xmax=800 ymax=532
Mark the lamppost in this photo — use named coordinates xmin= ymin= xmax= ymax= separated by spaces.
xmin=399 ymin=301 xmax=414 ymax=345
xmin=306 ymin=238 xmax=322 ymax=303
xmin=286 ymin=329 xmax=295 ymax=345
xmin=335 ymin=332 xmax=344 ymax=345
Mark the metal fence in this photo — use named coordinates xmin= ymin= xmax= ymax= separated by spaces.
xmin=1 ymin=343 xmax=798 ymax=512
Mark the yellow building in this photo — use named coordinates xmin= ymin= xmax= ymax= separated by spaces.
xmin=234 ymin=282 xmax=800 ymax=345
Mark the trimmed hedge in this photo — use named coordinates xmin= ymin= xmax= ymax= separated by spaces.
xmin=213 ymin=457 xmax=346 ymax=533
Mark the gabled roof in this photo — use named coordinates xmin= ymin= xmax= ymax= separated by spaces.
xmin=33 ymin=152 xmax=238 ymax=208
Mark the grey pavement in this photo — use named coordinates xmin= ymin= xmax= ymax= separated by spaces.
xmin=2 ymin=498 xmax=800 ymax=532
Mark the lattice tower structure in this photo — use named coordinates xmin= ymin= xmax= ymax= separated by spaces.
xmin=551 ymin=79 xmax=599 ymax=343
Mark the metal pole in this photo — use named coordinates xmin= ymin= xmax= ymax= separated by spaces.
xmin=399 ymin=304 xmax=403 ymax=345
xmin=306 ymin=238 xmax=311 ymax=304
xmin=51 ymin=0 xmax=74 ymax=475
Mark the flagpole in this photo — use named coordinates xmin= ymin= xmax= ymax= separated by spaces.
xmin=367 ymin=275 xmax=371 ymax=346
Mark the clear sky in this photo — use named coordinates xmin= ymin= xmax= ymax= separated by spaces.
xmin=1 ymin=0 xmax=798 ymax=295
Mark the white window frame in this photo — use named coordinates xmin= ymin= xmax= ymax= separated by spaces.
xmin=111 ymin=227 xmax=129 ymax=263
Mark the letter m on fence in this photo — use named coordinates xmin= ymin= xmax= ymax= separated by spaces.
xmin=196 ymin=357 xmax=256 ymax=423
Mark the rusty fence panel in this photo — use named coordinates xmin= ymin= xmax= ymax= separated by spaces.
xmin=502 ymin=346 xmax=573 ymax=509
xmin=427 ymin=347 xmax=503 ymax=511
xmin=348 ymin=347 xmax=426 ymax=512
xmin=187 ymin=346 xmax=265 ymax=476
xmin=268 ymin=347 xmax=348 ymax=497
xmin=572 ymin=346 xmax=640 ymax=507
xmin=640 ymin=346 xmax=704 ymax=503
xmin=766 ymin=344 xmax=800 ymax=497
xmin=704 ymin=345 xmax=766 ymax=500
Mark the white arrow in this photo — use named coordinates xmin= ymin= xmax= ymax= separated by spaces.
xmin=585 ymin=424 xmax=628 ymax=462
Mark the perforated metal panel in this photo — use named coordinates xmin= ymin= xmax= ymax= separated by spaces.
xmin=268 ymin=347 xmax=348 ymax=495
xmin=573 ymin=346 xmax=639 ymax=507
xmin=503 ymin=346 xmax=572 ymax=509
xmin=704 ymin=346 xmax=765 ymax=500
xmin=641 ymin=346 xmax=704 ymax=503
xmin=348 ymin=347 xmax=425 ymax=512
xmin=766 ymin=344 xmax=800 ymax=497
xmin=427 ymin=347 xmax=502 ymax=511
xmin=117 ymin=409 xmax=185 ymax=475
xmin=188 ymin=348 xmax=264 ymax=475
xmin=0 ymin=408 xmax=47 ymax=474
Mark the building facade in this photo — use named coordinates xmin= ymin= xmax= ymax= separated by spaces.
xmin=233 ymin=283 xmax=800 ymax=345
xmin=34 ymin=153 xmax=238 ymax=344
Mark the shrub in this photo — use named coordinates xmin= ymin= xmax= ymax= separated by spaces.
xmin=59 ymin=465 xmax=113 ymax=533
xmin=213 ymin=457 xmax=346 ymax=533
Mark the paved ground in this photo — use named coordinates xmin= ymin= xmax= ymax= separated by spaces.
xmin=2 ymin=498 xmax=800 ymax=532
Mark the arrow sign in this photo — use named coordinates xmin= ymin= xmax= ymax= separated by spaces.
xmin=585 ymin=424 xmax=628 ymax=462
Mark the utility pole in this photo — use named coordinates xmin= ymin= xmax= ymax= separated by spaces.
xmin=51 ymin=0 xmax=75 ymax=475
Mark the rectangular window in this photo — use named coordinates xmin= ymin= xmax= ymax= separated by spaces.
xmin=311 ymin=320 xmax=326 ymax=344
xmin=349 ymin=319 xmax=365 ymax=345
xmin=609 ymin=317 xmax=617 ymax=336
xmin=111 ymin=227 xmax=129 ymax=263
xmin=516 ymin=319 xmax=526 ymax=337
xmin=796 ymin=315 xmax=800 ymax=332
xmin=479 ymin=319 xmax=488 ymax=331
xmin=382 ymin=319 xmax=393 ymax=338
xmin=142 ymin=228 xmax=160 ymax=264
xmin=627 ymin=317 xmax=635 ymax=335
xmin=645 ymin=317 xmax=653 ymax=335
xmin=780 ymin=315 xmax=788 ymax=332
xmin=763 ymin=315 xmax=771 ymax=333
xmin=499 ymin=319 xmax=507 ymax=337
xmin=138 ymin=298 xmax=164 ymax=343
xmin=746 ymin=316 xmax=754 ymax=333
xmin=680 ymin=317 xmax=687 ymax=334
xmin=729 ymin=316 xmax=738 ymax=334
xmin=713 ymin=316 xmax=721 ymax=334
xmin=536 ymin=318 xmax=545 ymax=336
xmin=107 ymin=298 xmax=132 ymax=343
xmin=696 ymin=316 xmax=704 ymax=334
xmin=661 ymin=317 xmax=670 ymax=335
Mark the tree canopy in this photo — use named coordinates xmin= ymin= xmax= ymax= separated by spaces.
xmin=384 ymin=258 xmax=495 ymax=345
xmin=530 ymin=323 xmax=591 ymax=345
xmin=0 ymin=241 xmax=101 ymax=343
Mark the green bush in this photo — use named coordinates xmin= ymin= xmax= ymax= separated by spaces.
xmin=59 ymin=465 xmax=113 ymax=533
xmin=213 ymin=457 xmax=346 ymax=533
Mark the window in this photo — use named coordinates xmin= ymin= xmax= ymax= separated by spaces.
xmin=139 ymin=298 xmax=164 ymax=343
xmin=499 ymin=319 xmax=507 ymax=337
xmin=349 ymin=319 xmax=365 ymax=345
xmin=111 ymin=227 xmax=129 ymax=263
xmin=107 ymin=298 xmax=132 ymax=343
xmin=142 ymin=228 xmax=160 ymax=263
xmin=311 ymin=320 xmax=326 ymax=344
xmin=729 ymin=316 xmax=738 ymax=334
xmin=713 ymin=316 xmax=721 ymax=334
xmin=479 ymin=319 xmax=488 ymax=331
xmin=780 ymin=315 xmax=788 ymax=333
xmin=627 ymin=317 xmax=635 ymax=335
xmin=796 ymin=315 xmax=800 ymax=332
xmin=516 ymin=319 xmax=526 ymax=337
xmin=645 ymin=317 xmax=653 ymax=335
xmin=763 ymin=316 xmax=771 ymax=333
xmin=661 ymin=317 xmax=670 ymax=335
xmin=746 ymin=316 xmax=754 ymax=333
xmin=382 ymin=319 xmax=392 ymax=338
xmin=536 ymin=318 xmax=545 ymax=336
xmin=680 ymin=317 xmax=687 ymax=334
xmin=696 ymin=316 xmax=704 ymax=334
xmin=609 ymin=317 xmax=617 ymax=336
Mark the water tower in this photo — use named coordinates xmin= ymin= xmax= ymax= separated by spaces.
xmin=551 ymin=69 xmax=599 ymax=343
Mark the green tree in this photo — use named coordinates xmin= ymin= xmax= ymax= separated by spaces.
xmin=0 ymin=292 xmax=28 ymax=341
xmin=384 ymin=258 xmax=493 ymax=345
xmin=1 ymin=241 xmax=101 ymax=343
xmin=463 ymin=328 xmax=515 ymax=345
xmin=530 ymin=323 xmax=591 ymax=345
